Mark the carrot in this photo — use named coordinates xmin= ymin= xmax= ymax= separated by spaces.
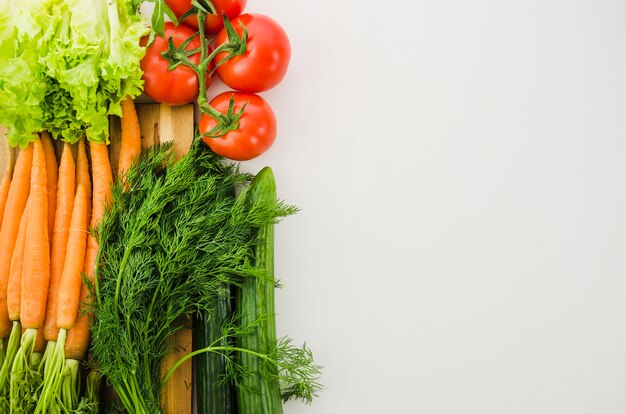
xmin=56 ymin=184 xmax=88 ymax=330
xmin=36 ymin=144 xmax=77 ymax=413
xmin=0 ymin=143 xmax=33 ymax=338
xmin=84 ymin=142 xmax=112 ymax=281
xmin=41 ymin=131 xmax=58 ymax=241
xmin=20 ymin=136 xmax=50 ymax=331
xmin=36 ymin=184 xmax=89 ymax=414
xmin=0 ymin=152 xmax=15 ymax=231
xmin=43 ymin=143 xmax=76 ymax=342
xmin=8 ymin=138 xmax=49 ymax=411
xmin=118 ymin=96 xmax=141 ymax=179
xmin=33 ymin=326 xmax=47 ymax=355
xmin=65 ymin=142 xmax=112 ymax=358
xmin=64 ymin=292 xmax=91 ymax=362
xmin=62 ymin=313 xmax=90 ymax=411
xmin=0 ymin=151 xmax=21 ymax=402
xmin=35 ymin=184 xmax=87 ymax=413
xmin=7 ymin=199 xmax=29 ymax=322
xmin=0 ymin=199 xmax=29 ymax=393
xmin=76 ymin=136 xmax=91 ymax=218
xmin=58 ymin=142 xmax=113 ymax=411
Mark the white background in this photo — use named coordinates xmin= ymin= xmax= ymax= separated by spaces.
xmin=212 ymin=1 xmax=626 ymax=413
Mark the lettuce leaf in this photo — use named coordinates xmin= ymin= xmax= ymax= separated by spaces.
xmin=0 ymin=0 xmax=148 ymax=146
xmin=0 ymin=2 xmax=50 ymax=148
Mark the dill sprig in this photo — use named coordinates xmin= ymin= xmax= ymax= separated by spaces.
xmin=158 ymin=319 xmax=323 ymax=405
xmin=89 ymin=141 xmax=310 ymax=413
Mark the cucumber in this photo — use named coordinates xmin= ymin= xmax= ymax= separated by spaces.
xmin=237 ymin=167 xmax=283 ymax=414
xmin=193 ymin=290 xmax=236 ymax=414
xmin=194 ymin=180 xmax=237 ymax=414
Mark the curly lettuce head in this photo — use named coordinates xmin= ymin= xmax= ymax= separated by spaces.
xmin=0 ymin=0 xmax=148 ymax=147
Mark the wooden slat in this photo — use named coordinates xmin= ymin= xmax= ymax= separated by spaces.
xmin=160 ymin=320 xmax=194 ymax=414
xmin=151 ymin=104 xmax=195 ymax=414
xmin=136 ymin=104 xmax=195 ymax=158
xmin=109 ymin=104 xmax=195 ymax=174
xmin=108 ymin=103 xmax=195 ymax=414
xmin=0 ymin=128 xmax=18 ymax=176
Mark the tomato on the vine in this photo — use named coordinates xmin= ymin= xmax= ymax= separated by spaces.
xmin=214 ymin=13 xmax=291 ymax=93
xmin=164 ymin=0 xmax=247 ymax=35
xmin=200 ymin=92 xmax=276 ymax=161
xmin=140 ymin=22 xmax=212 ymax=106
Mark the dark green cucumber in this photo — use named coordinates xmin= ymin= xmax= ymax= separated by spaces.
xmin=194 ymin=173 xmax=238 ymax=414
xmin=193 ymin=289 xmax=236 ymax=414
xmin=237 ymin=167 xmax=282 ymax=414
xmin=194 ymin=181 xmax=237 ymax=414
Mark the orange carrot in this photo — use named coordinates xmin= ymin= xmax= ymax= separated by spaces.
xmin=56 ymin=184 xmax=88 ymax=330
xmin=0 ymin=153 xmax=15 ymax=232
xmin=20 ymin=137 xmax=49 ymax=330
xmin=84 ymin=142 xmax=112 ymax=281
xmin=64 ymin=298 xmax=90 ymax=361
xmin=33 ymin=326 xmax=47 ymax=354
xmin=118 ymin=97 xmax=141 ymax=178
xmin=41 ymin=131 xmax=57 ymax=241
xmin=76 ymin=137 xmax=91 ymax=224
xmin=43 ymin=143 xmax=76 ymax=342
xmin=0 ymin=143 xmax=33 ymax=338
xmin=65 ymin=142 xmax=112 ymax=362
xmin=36 ymin=183 xmax=86 ymax=414
xmin=7 ymin=200 xmax=29 ymax=322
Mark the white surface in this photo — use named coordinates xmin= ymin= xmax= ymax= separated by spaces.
xmin=224 ymin=1 xmax=626 ymax=413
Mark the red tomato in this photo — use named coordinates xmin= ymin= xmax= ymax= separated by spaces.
xmin=164 ymin=0 xmax=247 ymax=35
xmin=140 ymin=22 xmax=212 ymax=106
xmin=214 ymin=13 xmax=291 ymax=93
xmin=200 ymin=92 xmax=276 ymax=161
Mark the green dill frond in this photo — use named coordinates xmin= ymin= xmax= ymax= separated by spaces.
xmin=275 ymin=338 xmax=323 ymax=404
xmin=89 ymin=142 xmax=300 ymax=413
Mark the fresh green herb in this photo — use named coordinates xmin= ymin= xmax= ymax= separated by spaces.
xmin=89 ymin=141 xmax=318 ymax=413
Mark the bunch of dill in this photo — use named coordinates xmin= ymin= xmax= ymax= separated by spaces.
xmin=89 ymin=141 xmax=295 ymax=413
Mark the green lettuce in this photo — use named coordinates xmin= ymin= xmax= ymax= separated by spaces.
xmin=0 ymin=2 xmax=45 ymax=147
xmin=0 ymin=0 xmax=148 ymax=147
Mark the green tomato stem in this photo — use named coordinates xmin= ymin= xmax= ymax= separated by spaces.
xmin=157 ymin=7 xmax=247 ymax=135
